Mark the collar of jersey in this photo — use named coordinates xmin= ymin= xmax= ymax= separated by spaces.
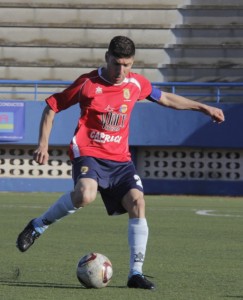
xmin=98 ymin=67 xmax=126 ymax=86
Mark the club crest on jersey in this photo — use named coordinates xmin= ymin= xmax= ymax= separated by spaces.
xmin=119 ymin=104 xmax=128 ymax=113
xmin=123 ymin=88 xmax=130 ymax=100
xmin=81 ymin=166 xmax=89 ymax=174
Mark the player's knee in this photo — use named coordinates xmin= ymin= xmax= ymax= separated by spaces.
xmin=130 ymin=197 xmax=145 ymax=218
xmin=72 ymin=178 xmax=97 ymax=208
xmin=122 ymin=192 xmax=145 ymax=218
xmin=71 ymin=187 xmax=96 ymax=208
xmin=134 ymin=196 xmax=145 ymax=211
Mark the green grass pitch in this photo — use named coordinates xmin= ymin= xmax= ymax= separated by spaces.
xmin=1 ymin=192 xmax=243 ymax=300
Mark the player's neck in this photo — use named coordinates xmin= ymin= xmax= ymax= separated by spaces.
xmin=100 ymin=67 xmax=125 ymax=86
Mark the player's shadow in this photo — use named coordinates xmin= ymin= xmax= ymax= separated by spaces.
xmin=0 ymin=279 xmax=82 ymax=289
xmin=0 ymin=279 xmax=126 ymax=289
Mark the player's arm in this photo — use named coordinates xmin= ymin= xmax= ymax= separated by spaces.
xmin=33 ymin=105 xmax=56 ymax=165
xmin=33 ymin=76 xmax=83 ymax=165
xmin=147 ymin=87 xmax=225 ymax=124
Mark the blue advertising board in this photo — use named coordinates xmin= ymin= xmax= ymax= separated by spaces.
xmin=0 ymin=101 xmax=25 ymax=141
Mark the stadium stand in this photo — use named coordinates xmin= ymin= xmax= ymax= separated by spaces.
xmin=0 ymin=0 xmax=243 ymax=82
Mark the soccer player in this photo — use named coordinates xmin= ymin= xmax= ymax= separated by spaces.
xmin=16 ymin=36 xmax=225 ymax=290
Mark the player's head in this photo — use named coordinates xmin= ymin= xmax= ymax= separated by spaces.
xmin=104 ymin=36 xmax=135 ymax=84
xmin=107 ymin=36 xmax=136 ymax=58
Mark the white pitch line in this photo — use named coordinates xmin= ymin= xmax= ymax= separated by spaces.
xmin=195 ymin=209 xmax=243 ymax=218
xmin=0 ymin=204 xmax=47 ymax=209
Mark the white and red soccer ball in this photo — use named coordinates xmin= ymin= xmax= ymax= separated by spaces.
xmin=76 ymin=252 xmax=113 ymax=288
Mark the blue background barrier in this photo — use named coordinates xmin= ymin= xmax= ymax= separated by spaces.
xmin=1 ymin=100 xmax=238 ymax=148
xmin=1 ymin=100 xmax=243 ymax=195
xmin=0 ymin=80 xmax=243 ymax=195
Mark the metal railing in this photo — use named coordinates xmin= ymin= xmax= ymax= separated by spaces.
xmin=0 ymin=80 xmax=71 ymax=101
xmin=0 ymin=79 xmax=243 ymax=102
xmin=153 ymin=82 xmax=243 ymax=103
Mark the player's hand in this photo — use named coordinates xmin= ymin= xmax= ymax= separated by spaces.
xmin=33 ymin=147 xmax=49 ymax=165
xmin=208 ymin=107 xmax=225 ymax=124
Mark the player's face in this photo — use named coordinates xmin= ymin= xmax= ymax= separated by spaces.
xmin=105 ymin=53 xmax=134 ymax=84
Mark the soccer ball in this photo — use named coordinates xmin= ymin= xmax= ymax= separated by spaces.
xmin=76 ymin=252 xmax=113 ymax=288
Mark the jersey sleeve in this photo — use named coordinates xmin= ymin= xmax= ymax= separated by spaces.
xmin=46 ymin=75 xmax=87 ymax=112
xmin=135 ymin=74 xmax=153 ymax=101
xmin=133 ymin=73 xmax=162 ymax=102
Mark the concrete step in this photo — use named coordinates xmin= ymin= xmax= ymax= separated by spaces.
xmin=178 ymin=7 xmax=243 ymax=26
xmin=2 ymin=22 xmax=243 ymax=29
xmin=0 ymin=46 xmax=242 ymax=67
xmin=0 ymin=0 xmax=188 ymax=8
xmin=0 ymin=27 xmax=177 ymax=45
xmin=2 ymin=59 xmax=241 ymax=70
xmin=1 ymin=65 xmax=242 ymax=86
xmin=165 ymin=48 xmax=243 ymax=65
xmin=0 ymin=66 xmax=163 ymax=83
xmin=0 ymin=47 xmax=166 ymax=66
xmin=0 ymin=1 xmax=241 ymax=9
xmin=0 ymin=6 xmax=241 ymax=28
xmin=0 ymin=41 xmax=166 ymax=48
xmin=173 ymin=28 xmax=243 ymax=44
xmin=181 ymin=1 xmax=243 ymax=7
xmin=0 ymin=22 xmax=174 ymax=29
xmin=160 ymin=66 xmax=243 ymax=83
xmin=170 ymin=43 xmax=243 ymax=49
xmin=160 ymin=63 xmax=243 ymax=69
xmin=1 ymin=40 xmax=242 ymax=49
xmin=1 ymin=27 xmax=243 ymax=47
xmin=0 ymin=7 xmax=181 ymax=27
xmin=180 ymin=4 xmax=243 ymax=10
xmin=176 ymin=24 xmax=243 ymax=29
xmin=0 ymin=3 xmax=179 ymax=9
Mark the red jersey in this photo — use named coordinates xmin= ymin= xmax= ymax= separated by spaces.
xmin=46 ymin=68 xmax=152 ymax=162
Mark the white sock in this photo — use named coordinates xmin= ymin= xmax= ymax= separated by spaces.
xmin=128 ymin=218 xmax=148 ymax=277
xmin=33 ymin=192 xmax=77 ymax=234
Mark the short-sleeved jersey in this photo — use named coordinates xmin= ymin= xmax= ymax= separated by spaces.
xmin=46 ymin=67 xmax=152 ymax=162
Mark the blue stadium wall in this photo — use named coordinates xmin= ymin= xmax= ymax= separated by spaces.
xmin=1 ymin=100 xmax=243 ymax=195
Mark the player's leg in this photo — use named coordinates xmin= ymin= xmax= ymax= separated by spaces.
xmin=16 ymin=156 xmax=99 ymax=252
xmin=16 ymin=178 xmax=98 ymax=252
xmin=122 ymin=189 xmax=155 ymax=290
xmin=121 ymin=189 xmax=148 ymax=274
xmin=33 ymin=177 xmax=98 ymax=230
xmin=98 ymin=159 xmax=154 ymax=289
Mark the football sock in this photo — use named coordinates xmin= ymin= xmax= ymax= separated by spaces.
xmin=33 ymin=192 xmax=78 ymax=234
xmin=128 ymin=218 xmax=148 ymax=277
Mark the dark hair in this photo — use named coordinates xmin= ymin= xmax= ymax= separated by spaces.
xmin=108 ymin=36 xmax=135 ymax=58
